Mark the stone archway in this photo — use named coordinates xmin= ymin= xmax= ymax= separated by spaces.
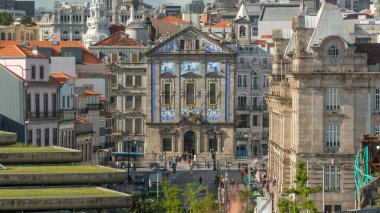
xmin=184 ymin=131 xmax=196 ymax=155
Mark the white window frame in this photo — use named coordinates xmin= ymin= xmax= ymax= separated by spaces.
xmin=375 ymin=88 xmax=380 ymax=110
xmin=325 ymin=165 xmax=341 ymax=191
xmin=326 ymin=124 xmax=340 ymax=148
xmin=325 ymin=88 xmax=340 ymax=110
xmin=375 ymin=125 xmax=380 ymax=134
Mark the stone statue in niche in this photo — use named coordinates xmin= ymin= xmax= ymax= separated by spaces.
xmin=186 ymin=40 xmax=194 ymax=50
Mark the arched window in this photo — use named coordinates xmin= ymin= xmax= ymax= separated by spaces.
xmin=7 ymin=32 xmax=11 ymax=40
xmin=21 ymin=31 xmax=24 ymax=40
xmin=75 ymin=31 xmax=80 ymax=35
xmin=328 ymin=45 xmax=339 ymax=60
xmin=239 ymin=25 xmax=246 ymax=38
xmin=251 ymin=70 xmax=259 ymax=90
xmin=0 ymin=33 xmax=5 ymax=40
xmin=63 ymin=31 xmax=68 ymax=35
xmin=26 ymin=33 xmax=30 ymax=41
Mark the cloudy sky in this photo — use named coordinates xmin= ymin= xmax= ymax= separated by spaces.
xmin=36 ymin=0 xmax=213 ymax=9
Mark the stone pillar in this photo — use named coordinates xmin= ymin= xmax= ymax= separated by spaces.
xmin=204 ymin=134 xmax=209 ymax=153
xmin=175 ymin=60 xmax=181 ymax=121
xmin=217 ymin=134 xmax=222 ymax=154
xmin=172 ymin=135 xmax=176 ymax=153
xmin=179 ymin=129 xmax=183 ymax=153
xmin=196 ymin=131 xmax=201 ymax=154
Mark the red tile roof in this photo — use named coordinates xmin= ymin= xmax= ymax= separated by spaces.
xmin=151 ymin=17 xmax=181 ymax=37
xmin=84 ymin=89 xmax=100 ymax=95
xmin=261 ymin=35 xmax=272 ymax=39
xmin=92 ymin=31 xmax=144 ymax=47
xmin=0 ymin=41 xmax=102 ymax=64
xmin=50 ymin=72 xmax=74 ymax=84
xmin=109 ymin=22 xmax=126 ymax=35
xmin=211 ymin=20 xmax=232 ymax=28
xmin=161 ymin=16 xmax=189 ymax=24
xmin=252 ymin=40 xmax=267 ymax=47
xmin=0 ymin=45 xmax=47 ymax=58
xmin=75 ymin=116 xmax=89 ymax=124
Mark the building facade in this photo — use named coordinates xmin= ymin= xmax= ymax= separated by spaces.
xmin=14 ymin=1 xmax=35 ymax=17
xmin=145 ymin=26 xmax=236 ymax=161
xmin=0 ymin=24 xmax=38 ymax=41
xmin=89 ymin=31 xmax=147 ymax=162
xmin=267 ymin=1 xmax=380 ymax=212
xmin=0 ymin=0 xmax=14 ymax=10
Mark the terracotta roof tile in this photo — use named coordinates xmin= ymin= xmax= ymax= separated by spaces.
xmin=75 ymin=116 xmax=89 ymax=124
xmin=109 ymin=22 xmax=126 ymax=35
xmin=252 ymin=40 xmax=267 ymax=47
xmin=84 ymin=89 xmax=100 ymax=95
xmin=50 ymin=72 xmax=74 ymax=84
xmin=261 ymin=35 xmax=272 ymax=39
xmin=161 ymin=16 xmax=189 ymax=24
xmin=0 ymin=41 xmax=102 ymax=64
xmin=211 ymin=20 xmax=232 ymax=28
xmin=92 ymin=31 xmax=144 ymax=47
xmin=151 ymin=17 xmax=181 ymax=37
xmin=0 ymin=45 xmax=46 ymax=58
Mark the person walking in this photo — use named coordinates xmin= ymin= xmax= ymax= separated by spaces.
xmin=199 ymin=176 xmax=203 ymax=185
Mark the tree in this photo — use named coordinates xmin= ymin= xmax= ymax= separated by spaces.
xmin=127 ymin=191 xmax=164 ymax=213
xmin=0 ymin=12 xmax=13 ymax=26
xmin=199 ymin=186 xmax=216 ymax=212
xmin=161 ymin=179 xmax=184 ymax=213
xmin=183 ymin=183 xmax=202 ymax=213
xmin=19 ymin=16 xmax=32 ymax=25
xmin=278 ymin=161 xmax=321 ymax=213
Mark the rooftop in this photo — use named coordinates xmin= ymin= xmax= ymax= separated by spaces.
xmin=0 ymin=165 xmax=121 ymax=174
xmin=0 ymin=45 xmax=47 ymax=58
xmin=0 ymin=41 xmax=102 ymax=64
xmin=0 ymin=187 xmax=126 ymax=199
xmin=92 ymin=31 xmax=144 ymax=47
xmin=161 ymin=16 xmax=189 ymax=24
xmin=259 ymin=6 xmax=299 ymax=21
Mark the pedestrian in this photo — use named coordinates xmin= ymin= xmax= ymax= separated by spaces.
xmin=199 ymin=176 xmax=203 ymax=185
xmin=238 ymin=162 xmax=241 ymax=170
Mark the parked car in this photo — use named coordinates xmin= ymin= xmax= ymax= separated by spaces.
xmin=134 ymin=173 xmax=145 ymax=185
xmin=150 ymin=162 xmax=160 ymax=170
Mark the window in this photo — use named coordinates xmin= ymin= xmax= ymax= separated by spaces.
xmin=35 ymin=94 xmax=40 ymax=118
xmin=328 ymin=45 xmax=339 ymax=60
xmin=83 ymin=84 xmax=93 ymax=91
xmin=44 ymin=128 xmax=49 ymax=146
xmin=263 ymin=113 xmax=269 ymax=128
xmin=163 ymin=138 xmax=172 ymax=151
xmin=111 ymin=53 xmax=118 ymax=62
xmin=263 ymin=75 xmax=269 ymax=88
xmin=126 ymin=96 xmax=133 ymax=109
xmin=26 ymin=94 xmax=31 ymax=113
xmin=252 ymin=115 xmax=260 ymax=126
xmin=239 ymin=25 xmax=246 ymax=38
xmin=39 ymin=66 xmax=44 ymax=80
xmin=62 ymin=96 xmax=66 ymax=109
xmin=126 ymin=75 xmax=133 ymax=87
xmin=325 ymin=205 xmax=341 ymax=213
xmin=52 ymin=94 xmax=57 ymax=117
xmin=209 ymin=82 xmax=217 ymax=105
xmin=209 ymin=138 xmax=217 ymax=152
xmin=326 ymin=125 xmax=340 ymax=148
xmin=27 ymin=130 xmax=33 ymax=144
xmin=238 ymin=75 xmax=247 ymax=87
xmin=125 ymin=118 xmax=133 ymax=134
xmin=67 ymin=96 xmax=70 ymax=108
xmin=325 ymin=88 xmax=340 ymax=110
xmin=375 ymin=125 xmax=380 ymax=134
xmin=53 ymin=128 xmax=58 ymax=146
xmin=164 ymin=83 xmax=171 ymax=105
xmin=251 ymin=71 xmax=258 ymax=90
xmin=237 ymin=114 xmax=250 ymax=128
xmin=238 ymin=96 xmax=247 ymax=109
xmin=355 ymin=37 xmax=371 ymax=44
xmin=131 ymin=53 xmax=139 ymax=62
xmin=36 ymin=129 xmax=41 ymax=146
xmin=43 ymin=94 xmax=48 ymax=117
xmin=135 ymin=75 xmax=142 ymax=87
xmin=31 ymin=65 xmax=36 ymax=79
xmin=135 ymin=118 xmax=142 ymax=135
xmin=186 ymin=82 xmax=195 ymax=105
xmin=375 ymin=89 xmax=380 ymax=110
xmin=135 ymin=96 xmax=142 ymax=109
xmin=325 ymin=165 xmax=341 ymax=191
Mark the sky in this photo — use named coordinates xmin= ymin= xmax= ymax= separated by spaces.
xmin=35 ymin=0 xmax=213 ymax=9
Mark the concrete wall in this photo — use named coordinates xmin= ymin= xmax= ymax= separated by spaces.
xmin=0 ymin=132 xmax=17 ymax=146
xmin=0 ymin=171 xmax=128 ymax=185
xmin=51 ymin=57 xmax=76 ymax=76
xmin=0 ymin=150 xmax=82 ymax=164
xmin=0 ymin=190 xmax=131 ymax=211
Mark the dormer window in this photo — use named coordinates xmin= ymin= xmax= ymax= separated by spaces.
xmin=328 ymin=45 xmax=339 ymax=60
xmin=239 ymin=26 xmax=246 ymax=38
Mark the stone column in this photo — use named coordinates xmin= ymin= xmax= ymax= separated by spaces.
xmin=178 ymin=129 xmax=183 ymax=153
xmin=204 ymin=134 xmax=209 ymax=153
xmin=175 ymin=60 xmax=181 ymax=121
xmin=196 ymin=131 xmax=201 ymax=154
xmin=172 ymin=135 xmax=176 ymax=153
xmin=217 ymin=134 xmax=222 ymax=154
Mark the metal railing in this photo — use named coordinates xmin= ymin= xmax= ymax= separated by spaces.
xmin=26 ymin=112 xmax=58 ymax=121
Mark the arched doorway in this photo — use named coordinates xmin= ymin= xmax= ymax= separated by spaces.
xmin=184 ymin=131 xmax=196 ymax=156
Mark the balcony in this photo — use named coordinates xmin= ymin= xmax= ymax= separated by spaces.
xmin=237 ymin=105 xmax=263 ymax=111
xmin=26 ymin=112 xmax=59 ymax=121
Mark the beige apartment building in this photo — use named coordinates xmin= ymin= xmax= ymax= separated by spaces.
xmin=267 ymin=1 xmax=380 ymax=212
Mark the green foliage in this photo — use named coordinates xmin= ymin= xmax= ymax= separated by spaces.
xmin=161 ymin=179 xmax=184 ymax=213
xmin=19 ymin=16 xmax=32 ymax=25
xmin=183 ymin=183 xmax=203 ymax=213
xmin=128 ymin=191 xmax=164 ymax=213
xmin=278 ymin=161 xmax=321 ymax=213
xmin=0 ymin=12 xmax=13 ymax=26
xmin=199 ymin=186 xmax=216 ymax=212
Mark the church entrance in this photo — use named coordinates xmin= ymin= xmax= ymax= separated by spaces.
xmin=184 ymin=131 xmax=196 ymax=156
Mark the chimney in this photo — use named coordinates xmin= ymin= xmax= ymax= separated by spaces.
xmin=32 ymin=46 xmax=39 ymax=56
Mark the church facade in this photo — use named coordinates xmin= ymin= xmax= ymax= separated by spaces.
xmin=145 ymin=27 xmax=236 ymax=160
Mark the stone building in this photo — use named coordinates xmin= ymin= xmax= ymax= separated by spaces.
xmin=0 ymin=24 xmax=38 ymax=41
xmin=267 ymin=1 xmax=380 ymax=212
xmin=145 ymin=26 xmax=236 ymax=161
xmin=37 ymin=0 xmax=154 ymax=43
xmin=89 ymin=31 xmax=147 ymax=162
